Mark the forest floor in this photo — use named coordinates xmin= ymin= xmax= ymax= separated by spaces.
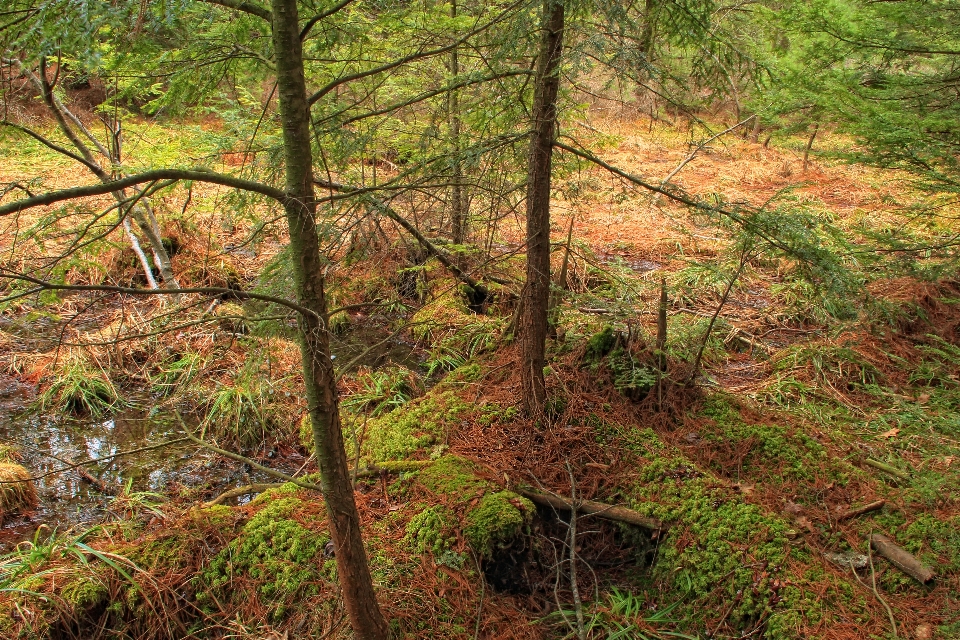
xmin=0 ymin=112 xmax=957 ymax=640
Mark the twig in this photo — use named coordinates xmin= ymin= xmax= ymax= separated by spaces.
xmin=651 ymin=115 xmax=756 ymax=206
xmin=175 ymin=413 xmax=323 ymax=492
xmin=838 ymin=500 xmax=885 ymax=521
xmin=471 ymin=548 xmax=485 ymax=640
xmin=687 ymin=251 xmax=750 ymax=384
xmin=851 ymin=538 xmax=899 ymax=638
xmin=802 ymin=122 xmax=819 ymax=172
xmin=0 ymin=438 xmax=191 ymax=485
xmin=566 ymin=463 xmax=586 ymax=640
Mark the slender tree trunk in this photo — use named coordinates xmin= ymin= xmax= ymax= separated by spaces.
xmin=520 ymin=0 xmax=564 ymax=417
xmin=270 ymin=1 xmax=390 ymax=638
xmin=448 ymin=0 xmax=467 ymax=244
xmin=802 ymin=122 xmax=819 ymax=171
xmin=24 ymin=58 xmax=179 ymax=291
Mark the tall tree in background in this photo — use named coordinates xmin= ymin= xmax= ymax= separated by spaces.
xmin=520 ymin=0 xmax=564 ymax=416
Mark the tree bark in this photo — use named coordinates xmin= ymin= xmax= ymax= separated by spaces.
xmin=448 ymin=0 xmax=467 ymax=244
xmin=270 ymin=1 xmax=389 ymax=638
xmin=520 ymin=0 xmax=564 ymax=416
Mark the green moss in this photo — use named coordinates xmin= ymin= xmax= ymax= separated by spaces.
xmin=417 ymin=455 xmax=488 ymax=497
xmin=697 ymin=395 xmax=835 ymax=483
xmin=249 ymin=481 xmax=302 ymax=505
xmin=620 ymin=428 xmax=798 ymax=635
xmin=902 ymin=513 xmax=960 ymax=571
xmin=365 ymin=390 xmax=471 ymax=462
xmin=61 ymin=575 xmax=108 ymax=613
xmin=404 ymin=505 xmax=457 ymax=555
xmin=584 ymin=325 xmax=616 ymax=363
xmin=196 ymin=496 xmax=328 ymax=618
xmin=464 ymin=491 xmax=534 ymax=557
xmin=413 ymin=457 xmax=533 ymax=557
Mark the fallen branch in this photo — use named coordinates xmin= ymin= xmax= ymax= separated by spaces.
xmin=870 ymin=534 xmax=936 ymax=584
xmin=201 ymin=460 xmax=432 ymax=507
xmin=76 ymin=465 xmax=115 ymax=495
xmin=517 ymin=488 xmax=664 ymax=534
xmin=838 ymin=500 xmax=885 ymax=521
xmin=865 ymin=459 xmax=910 ymax=480
xmin=203 ymin=483 xmax=284 ymax=507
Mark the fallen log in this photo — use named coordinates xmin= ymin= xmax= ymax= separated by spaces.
xmin=517 ymin=488 xmax=665 ymax=534
xmin=838 ymin=500 xmax=885 ymax=521
xmin=870 ymin=534 xmax=936 ymax=584
xmin=203 ymin=483 xmax=285 ymax=508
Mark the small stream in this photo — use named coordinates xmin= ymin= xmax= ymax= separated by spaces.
xmin=0 ymin=320 xmax=421 ymax=550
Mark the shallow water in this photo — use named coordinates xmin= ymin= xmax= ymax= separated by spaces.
xmin=0 ymin=321 xmax=420 ymax=549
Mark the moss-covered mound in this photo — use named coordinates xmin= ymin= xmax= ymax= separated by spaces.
xmin=402 ymin=455 xmax=534 ymax=560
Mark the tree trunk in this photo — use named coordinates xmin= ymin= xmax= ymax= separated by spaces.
xmin=448 ymin=0 xmax=467 ymax=245
xmin=269 ymin=1 xmax=390 ymax=638
xmin=520 ymin=0 xmax=564 ymax=416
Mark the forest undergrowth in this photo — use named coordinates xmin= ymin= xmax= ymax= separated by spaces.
xmin=0 ymin=110 xmax=957 ymax=640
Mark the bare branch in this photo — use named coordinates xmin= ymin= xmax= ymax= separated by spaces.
xmin=0 ymin=272 xmax=321 ymax=320
xmin=200 ymin=0 xmax=272 ymax=22
xmin=0 ymin=168 xmax=286 ymax=217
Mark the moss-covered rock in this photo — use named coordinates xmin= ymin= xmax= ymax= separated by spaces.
xmin=464 ymin=491 xmax=534 ymax=557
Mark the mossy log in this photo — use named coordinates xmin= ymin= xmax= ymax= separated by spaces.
xmin=517 ymin=488 xmax=665 ymax=534
xmin=0 ymin=462 xmax=37 ymax=519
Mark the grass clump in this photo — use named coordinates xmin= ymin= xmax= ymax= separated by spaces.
xmin=0 ymin=463 xmax=37 ymax=520
xmin=38 ymin=353 xmax=122 ymax=416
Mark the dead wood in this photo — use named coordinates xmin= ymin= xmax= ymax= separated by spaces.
xmin=517 ymin=488 xmax=664 ymax=534
xmin=870 ymin=534 xmax=936 ymax=584
xmin=838 ymin=500 xmax=885 ymax=521
xmin=864 ymin=459 xmax=910 ymax=480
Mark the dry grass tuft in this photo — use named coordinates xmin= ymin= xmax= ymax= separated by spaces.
xmin=0 ymin=462 xmax=37 ymax=520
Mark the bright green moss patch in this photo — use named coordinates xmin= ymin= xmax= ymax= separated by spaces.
xmin=412 ymin=456 xmax=534 ymax=558
xmin=196 ymin=496 xmax=328 ymax=619
xmin=464 ymin=491 xmax=534 ymax=557
xmin=61 ymin=575 xmax=108 ymax=613
xmin=416 ymin=455 xmax=488 ymax=497
xmin=365 ymin=391 xmax=472 ymax=462
xmin=404 ymin=504 xmax=457 ymax=555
